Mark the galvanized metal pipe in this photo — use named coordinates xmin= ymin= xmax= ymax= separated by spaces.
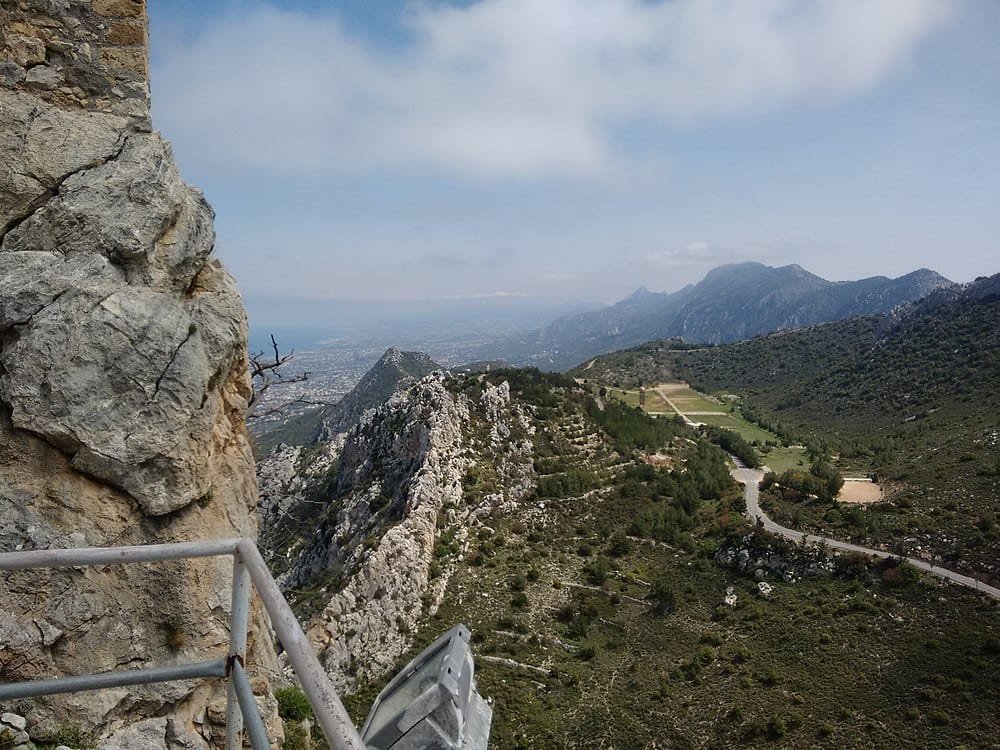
xmin=226 ymin=553 xmax=252 ymax=750
xmin=0 ymin=658 xmax=228 ymax=701
xmin=231 ymin=660 xmax=272 ymax=750
xmin=0 ymin=539 xmax=241 ymax=570
xmin=236 ymin=539 xmax=367 ymax=750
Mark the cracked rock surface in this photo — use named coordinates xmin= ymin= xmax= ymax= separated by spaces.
xmin=0 ymin=118 xmax=235 ymax=515
xmin=0 ymin=1 xmax=280 ymax=745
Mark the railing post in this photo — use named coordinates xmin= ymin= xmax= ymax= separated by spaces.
xmin=226 ymin=552 xmax=251 ymax=750
xmin=236 ymin=539 xmax=367 ymax=750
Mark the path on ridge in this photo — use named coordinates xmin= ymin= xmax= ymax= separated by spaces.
xmin=731 ymin=466 xmax=1000 ymax=600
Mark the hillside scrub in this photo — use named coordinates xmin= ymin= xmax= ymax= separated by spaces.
xmin=310 ymin=356 xmax=1000 ymax=748
xmin=585 ymin=398 xmax=685 ymax=454
xmin=579 ymin=278 xmax=1000 ymax=581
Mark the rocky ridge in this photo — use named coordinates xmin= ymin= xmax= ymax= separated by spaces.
xmin=0 ymin=2 xmax=279 ymax=746
xmin=314 ymin=346 xmax=441 ymax=442
xmin=258 ymin=373 xmax=534 ymax=691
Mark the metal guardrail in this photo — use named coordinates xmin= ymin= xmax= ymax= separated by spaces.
xmin=0 ymin=538 xmax=367 ymax=750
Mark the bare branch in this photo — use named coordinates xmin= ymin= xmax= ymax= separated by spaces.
xmin=247 ymin=395 xmax=334 ymax=421
xmin=247 ymin=334 xmax=311 ymax=411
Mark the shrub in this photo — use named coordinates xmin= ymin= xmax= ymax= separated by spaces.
xmin=608 ymin=533 xmax=633 ymax=557
xmin=510 ymin=592 xmax=529 ymax=609
xmin=48 ymin=725 xmax=96 ymax=749
xmin=928 ymin=711 xmax=951 ymax=726
xmin=283 ymin=719 xmax=310 ymax=750
xmin=649 ymin=577 xmax=677 ymax=615
xmin=276 ymin=685 xmax=313 ymax=722
xmin=766 ymin=716 xmax=787 ymax=739
xmin=584 ymin=556 xmax=612 ymax=585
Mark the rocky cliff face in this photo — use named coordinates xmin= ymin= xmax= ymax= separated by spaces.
xmin=258 ymin=374 xmax=534 ymax=692
xmin=0 ymin=2 xmax=278 ymax=746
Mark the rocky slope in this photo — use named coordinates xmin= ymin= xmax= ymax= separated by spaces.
xmin=258 ymin=373 xmax=534 ymax=691
xmin=254 ymin=361 xmax=1000 ymax=747
xmin=314 ymin=346 xmax=441 ymax=441
xmin=0 ymin=2 xmax=278 ymax=746
xmin=495 ymin=262 xmax=953 ymax=370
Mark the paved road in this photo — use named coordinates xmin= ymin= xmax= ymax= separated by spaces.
xmin=731 ymin=466 xmax=1000 ymax=601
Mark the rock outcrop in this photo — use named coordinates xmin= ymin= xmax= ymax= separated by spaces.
xmin=314 ymin=346 xmax=441 ymax=442
xmin=258 ymin=374 xmax=534 ymax=692
xmin=0 ymin=1 xmax=279 ymax=745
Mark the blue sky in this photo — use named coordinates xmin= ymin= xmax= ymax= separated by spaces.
xmin=148 ymin=0 xmax=1000 ymax=309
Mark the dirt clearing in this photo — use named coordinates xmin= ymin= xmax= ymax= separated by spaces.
xmin=838 ymin=481 xmax=883 ymax=503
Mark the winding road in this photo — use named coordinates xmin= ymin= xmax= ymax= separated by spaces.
xmin=731 ymin=466 xmax=1000 ymax=601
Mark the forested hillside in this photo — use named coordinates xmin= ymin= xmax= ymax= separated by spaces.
xmin=577 ymin=275 xmax=1000 ymax=584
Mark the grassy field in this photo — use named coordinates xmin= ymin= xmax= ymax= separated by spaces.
xmin=656 ymin=383 xmax=726 ymax=413
xmin=634 ymin=383 xmax=808 ymax=468
xmin=759 ymin=445 xmax=810 ymax=474
xmin=608 ymin=388 xmax=641 ymax=408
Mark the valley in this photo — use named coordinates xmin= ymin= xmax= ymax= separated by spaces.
xmin=256 ymin=361 xmax=999 ymax=748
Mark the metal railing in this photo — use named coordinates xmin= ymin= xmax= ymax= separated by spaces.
xmin=0 ymin=538 xmax=367 ymax=750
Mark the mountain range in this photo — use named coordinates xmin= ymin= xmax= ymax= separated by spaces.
xmin=492 ymin=262 xmax=953 ymax=370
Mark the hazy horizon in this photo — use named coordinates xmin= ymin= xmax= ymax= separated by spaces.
xmin=149 ymin=0 xmax=1000 ymax=315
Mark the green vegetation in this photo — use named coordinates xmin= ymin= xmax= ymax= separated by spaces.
xmin=763 ymin=460 xmax=844 ymax=504
xmin=585 ymin=398 xmax=685 ymax=454
xmin=37 ymin=726 xmax=96 ymax=749
xmin=276 ymin=685 xmax=328 ymax=750
xmin=703 ymin=425 xmax=760 ymax=468
xmin=251 ymin=406 xmax=327 ymax=458
xmin=341 ymin=361 xmax=1000 ymax=747
xmin=624 ymin=445 xmax=732 ymax=547
xmin=693 ymin=412 xmax=779 ymax=445
xmin=491 ymin=367 xmax=577 ymax=407
xmin=276 ymin=685 xmax=314 ymax=721
xmin=758 ymin=445 xmax=809 ymax=474
xmin=578 ymin=280 xmax=1000 ymax=581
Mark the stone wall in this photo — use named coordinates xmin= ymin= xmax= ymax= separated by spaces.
xmin=1 ymin=0 xmax=149 ymax=122
xmin=0 ymin=1 xmax=281 ymax=746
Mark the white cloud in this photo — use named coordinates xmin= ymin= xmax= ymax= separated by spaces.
xmin=152 ymin=0 xmax=951 ymax=180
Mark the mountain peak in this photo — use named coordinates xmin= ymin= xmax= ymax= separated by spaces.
xmin=315 ymin=348 xmax=441 ymax=440
xmin=379 ymin=346 xmax=404 ymax=364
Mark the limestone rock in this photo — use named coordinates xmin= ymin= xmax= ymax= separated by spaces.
xmin=0 ymin=90 xmax=128 ymax=235
xmin=261 ymin=371 xmax=535 ymax=692
xmin=0 ymin=0 xmax=279 ymax=744
xmin=2 ymin=713 xmax=27 ymax=731
xmin=1 ymin=264 xmax=245 ymax=515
